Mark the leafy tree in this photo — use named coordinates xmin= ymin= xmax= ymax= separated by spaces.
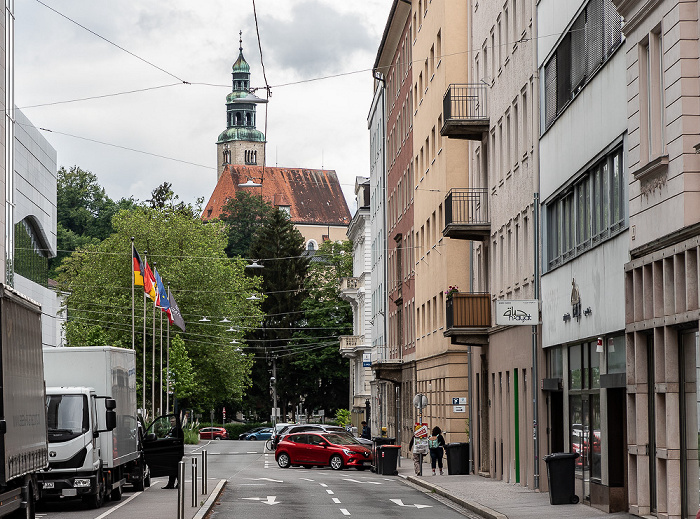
xmin=51 ymin=166 xmax=136 ymax=278
xmin=218 ymin=191 xmax=273 ymax=258
xmin=57 ymin=206 xmax=263 ymax=411
xmin=146 ymin=182 xmax=203 ymax=218
xmin=168 ymin=334 xmax=196 ymax=401
xmin=243 ymin=209 xmax=310 ymax=420
xmin=286 ymin=240 xmax=351 ymax=417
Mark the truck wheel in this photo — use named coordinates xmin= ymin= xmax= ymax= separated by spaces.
xmin=111 ymin=484 xmax=122 ymax=501
xmin=83 ymin=491 xmax=103 ymax=510
xmin=133 ymin=477 xmax=144 ymax=492
xmin=9 ymin=481 xmax=35 ymax=519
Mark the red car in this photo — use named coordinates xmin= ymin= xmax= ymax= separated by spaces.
xmin=199 ymin=427 xmax=228 ymax=440
xmin=275 ymin=432 xmax=372 ymax=470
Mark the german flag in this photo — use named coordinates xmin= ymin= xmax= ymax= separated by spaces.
xmin=133 ymin=246 xmax=145 ymax=286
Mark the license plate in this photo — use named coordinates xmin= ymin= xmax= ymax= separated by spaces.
xmin=62 ymin=489 xmax=77 ymax=497
xmin=42 ymin=482 xmax=54 ymax=489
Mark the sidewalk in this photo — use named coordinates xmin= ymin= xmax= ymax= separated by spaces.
xmin=395 ymin=457 xmax=635 ymax=519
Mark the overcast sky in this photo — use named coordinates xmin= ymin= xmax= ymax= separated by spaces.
xmin=16 ymin=0 xmax=391 ymax=211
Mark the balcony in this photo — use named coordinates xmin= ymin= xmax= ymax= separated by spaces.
xmin=444 ymin=293 xmax=491 ymax=345
xmin=371 ymin=347 xmax=403 ymax=384
xmin=441 ymin=84 xmax=490 ymax=140
xmin=339 ymin=276 xmax=362 ymax=303
xmin=339 ymin=335 xmax=364 ymax=358
xmin=443 ymin=188 xmax=490 ymax=240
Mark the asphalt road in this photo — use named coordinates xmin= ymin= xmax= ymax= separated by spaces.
xmin=38 ymin=439 xmax=481 ymax=518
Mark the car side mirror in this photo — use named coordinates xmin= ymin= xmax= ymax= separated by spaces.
xmin=144 ymin=433 xmax=157 ymax=442
xmin=105 ymin=410 xmax=117 ymax=431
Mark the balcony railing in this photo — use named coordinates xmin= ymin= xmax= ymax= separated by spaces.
xmin=441 ymin=84 xmax=490 ymax=140
xmin=339 ymin=335 xmax=364 ymax=357
xmin=444 ymin=188 xmax=490 ymax=240
xmin=446 ymin=293 xmax=491 ymax=330
xmin=340 ymin=277 xmax=361 ymax=291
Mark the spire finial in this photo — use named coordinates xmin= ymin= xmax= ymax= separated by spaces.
xmin=239 ymin=30 xmax=243 ymax=52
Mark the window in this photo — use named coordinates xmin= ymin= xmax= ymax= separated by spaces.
xmin=542 ymin=0 xmax=622 ymax=131
xmin=640 ymin=28 xmax=664 ymax=162
xmin=545 ymin=146 xmax=624 ymax=269
xmin=436 ymin=30 xmax=442 ymax=67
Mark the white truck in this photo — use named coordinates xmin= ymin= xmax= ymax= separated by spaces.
xmin=0 ymin=285 xmax=48 ymax=518
xmin=39 ymin=346 xmax=142 ymax=507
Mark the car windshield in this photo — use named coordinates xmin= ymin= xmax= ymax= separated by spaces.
xmin=324 ymin=433 xmax=361 ymax=446
xmin=46 ymin=394 xmax=89 ymax=442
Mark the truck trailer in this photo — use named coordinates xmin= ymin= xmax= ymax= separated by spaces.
xmin=39 ymin=346 xmax=140 ymax=507
xmin=0 ymin=285 xmax=48 ymax=518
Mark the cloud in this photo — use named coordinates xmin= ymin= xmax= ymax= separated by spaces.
xmin=258 ymin=0 xmax=374 ymax=78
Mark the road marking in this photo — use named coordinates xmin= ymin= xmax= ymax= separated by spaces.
xmin=241 ymin=496 xmax=279 ymax=505
xmin=93 ymin=491 xmax=142 ymax=518
xmin=247 ymin=477 xmax=283 ymax=483
xmin=390 ymin=498 xmax=432 ymax=509
xmin=326 ymin=489 xmax=334 ymax=495
xmin=332 ymin=498 xmax=341 ymax=504
xmin=341 ymin=478 xmax=382 ymax=485
xmin=340 ymin=508 xmax=350 ymax=515
xmin=320 ymin=483 xmax=328 ymax=487
xmin=299 ymin=478 xmax=314 ymax=482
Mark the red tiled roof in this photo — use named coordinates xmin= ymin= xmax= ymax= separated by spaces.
xmin=202 ymin=165 xmax=351 ymax=226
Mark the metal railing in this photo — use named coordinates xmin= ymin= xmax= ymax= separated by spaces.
xmin=443 ymin=84 xmax=488 ymax=122
xmin=445 ymin=188 xmax=489 ymax=226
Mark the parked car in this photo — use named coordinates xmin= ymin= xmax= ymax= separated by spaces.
xmin=269 ymin=422 xmax=296 ymax=448
xmin=246 ymin=428 xmax=273 ymax=441
xmin=274 ymin=424 xmax=373 ymax=448
xmin=275 ymin=432 xmax=372 ymax=470
xmin=199 ymin=427 xmax=228 ymax=440
xmin=239 ymin=427 xmax=267 ymax=440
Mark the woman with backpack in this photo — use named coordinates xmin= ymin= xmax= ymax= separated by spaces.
xmin=428 ymin=426 xmax=446 ymax=475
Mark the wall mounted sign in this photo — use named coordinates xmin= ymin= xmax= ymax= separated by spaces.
xmin=495 ymin=300 xmax=540 ymax=325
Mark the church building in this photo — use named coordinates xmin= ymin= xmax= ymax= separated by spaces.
xmin=203 ymin=36 xmax=350 ymax=250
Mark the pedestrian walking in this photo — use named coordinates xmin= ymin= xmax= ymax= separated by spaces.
xmin=360 ymin=421 xmax=371 ymax=440
xmin=428 ymin=426 xmax=446 ymax=475
xmin=409 ymin=431 xmax=428 ymax=475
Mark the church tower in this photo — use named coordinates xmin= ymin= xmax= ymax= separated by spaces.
xmin=216 ymin=33 xmax=266 ymax=181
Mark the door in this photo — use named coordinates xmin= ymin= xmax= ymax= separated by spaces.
xmin=142 ymin=414 xmax=185 ymax=477
xmin=306 ymin=434 xmax=329 ymax=464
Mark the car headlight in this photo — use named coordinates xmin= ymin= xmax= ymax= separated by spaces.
xmin=342 ymin=449 xmax=353 ymax=456
xmin=73 ymin=478 xmax=91 ymax=488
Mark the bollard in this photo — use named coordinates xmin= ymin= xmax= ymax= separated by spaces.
xmin=177 ymin=460 xmax=186 ymax=519
xmin=201 ymin=450 xmax=208 ymax=495
xmin=191 ymin=457 xmax=198 ymax=507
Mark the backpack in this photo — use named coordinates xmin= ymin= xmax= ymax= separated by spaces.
xmin=428 ymin=436 xmax=439 ymax=449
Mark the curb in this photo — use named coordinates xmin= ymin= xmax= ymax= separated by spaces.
xmin=401 ymin=475 xmax=507 ymax=519
xmin=193 ymin=479 xmax=226 ymax=519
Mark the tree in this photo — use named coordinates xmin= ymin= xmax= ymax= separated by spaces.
xmin=286 ymin=240 xmax=351 ymax=417
xmin=51 ymin=166 xmax=137 ymax=278
xmin=218 ymin=190 xmax=273 ymax=258
xmin=146 ymin=182 xmax=203 ymax=218
xmin=243 ymin=209 xmax=310 ymax=420
xmin=57 ymin=205 xmax=263 ymax=410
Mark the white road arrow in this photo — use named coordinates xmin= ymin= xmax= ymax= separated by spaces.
xmin=341 ymin=478 xmax=382 ymax=485
xmin=241 ymin=496 xmax=280 ymax=505
xmin=390 ymin=498 xmax=432 ymax=509
xmin=246 ymin=477 xmax=283 ymax=483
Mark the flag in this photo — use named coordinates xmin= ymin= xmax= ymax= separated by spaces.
xmin=168 ymin=290 xmax=186 ymax=332
xmin=154 ymin=268 xmax=170 ymax=312
xmin=143 ymin=261 xmax=157 ymax=302
xmin=133 ymin=247 xmax=145 ymax=286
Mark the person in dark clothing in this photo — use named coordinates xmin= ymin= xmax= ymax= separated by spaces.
xmin=428 ymin=426 xmax=446 ymax=475
xmin=162 ymin=420 xmax=183 ymax=489
xmin=360 ymin=421 xmax=371 ymax=440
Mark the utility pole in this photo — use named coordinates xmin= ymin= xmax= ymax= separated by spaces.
xmin=271 ymin=356 xmax=278 ymax=426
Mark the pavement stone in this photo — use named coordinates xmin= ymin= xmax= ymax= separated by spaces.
xmin=121 ymin=476 xmax=225 ymax=519
xmin=395 ymin=457 xmax=636 ymax=519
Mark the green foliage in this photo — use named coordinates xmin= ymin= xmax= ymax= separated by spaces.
xmin=183 ymin=423 xmax=200 ymax=444
xmin=335 ymin=409 xmax=351 ymax=427
xmin=57 ymin=206 xmax=263 ymax=410
xmin=169 ymin=335 xmax=196 ymax=400
xmin=218 ymin=191 xmax=274 ymax=258
xmin=51 ymin=166 xmax=137 ymax=278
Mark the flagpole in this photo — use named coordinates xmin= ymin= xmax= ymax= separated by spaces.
xmin=159 ymin=307 xmax=163 ymax=415
xmin=152 ymin=263 xmax=156 ymax=419
xmin=142 ymin=251 xmax=148 ymax=416
xmin=166 ymin=284 xmax=171 ymax=414
xmin=131 ymin=238 xmax=135 ymax=350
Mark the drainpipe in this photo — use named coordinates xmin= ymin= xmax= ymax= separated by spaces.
xmin=4 ymin=0 xmax=14 ymax=287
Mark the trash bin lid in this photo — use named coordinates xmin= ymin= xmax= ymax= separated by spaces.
xmin=445 ymin=442 xmax=468 ymax=447
xmin=377 ymin=445 xmax=401 ymax=450
xmin=544 ymin=452 xmax=579 ymax=461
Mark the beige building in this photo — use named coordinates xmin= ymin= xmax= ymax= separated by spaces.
xmin=613 ymin=0 xmax=700 ymax=517
xmin=409 ymin=0 xmax=473 ymax=444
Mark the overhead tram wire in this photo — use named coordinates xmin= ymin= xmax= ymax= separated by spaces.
xmin=33 ymin=0 xmax=189 ymax=85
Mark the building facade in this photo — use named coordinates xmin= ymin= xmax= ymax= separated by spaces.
xmin=340 ymin=178 xmax=374 ymax=430
xmin=612 ymin=0 xmax=700 ymax=517
xmin=538 ymin=0 xmax=628 ymax=511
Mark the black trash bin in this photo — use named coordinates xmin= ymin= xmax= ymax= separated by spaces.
xmin=371 ymin=437 xmax=395 ymax=472
xmin=376 ymin=445 xmax=401 ymax=475
xmin=544 ymin=452 xmax=580 ymax=505
xmin=444 ymin=442 xmax=470 ymax=475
